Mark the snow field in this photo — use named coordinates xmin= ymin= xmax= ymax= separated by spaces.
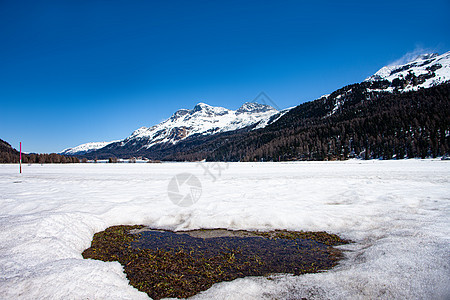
xmin=0 ymin=160 xmax=449 ymax=299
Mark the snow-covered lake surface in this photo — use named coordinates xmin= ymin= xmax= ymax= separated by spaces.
xmin=0 ymin=160 xmax=449 ymax=299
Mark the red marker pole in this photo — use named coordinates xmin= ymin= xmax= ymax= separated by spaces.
xmin=19 ymin=142 xmax=22 ymax=174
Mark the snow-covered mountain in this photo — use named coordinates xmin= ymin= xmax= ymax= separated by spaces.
xmin=320 ymin=51 xmax=450 ymax=117
xmin=365 ymin=51 xmax=450 ymax=92
xmin=122 ymin=102 xmax=282 ymax=148
xmin=60 ymin=141 xmax=119 ymax=155
xmin=62 ymin=102 xmax=285 ymax=155
xmin=62 ymin=51 xmax=450 ymax=158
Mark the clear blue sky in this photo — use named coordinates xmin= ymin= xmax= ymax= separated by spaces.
xmin=1 ymin=0 xmax=449 ymax=153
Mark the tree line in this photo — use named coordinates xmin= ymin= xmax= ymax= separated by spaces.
xmin=0 ymin=140 xmax=80 ymax=163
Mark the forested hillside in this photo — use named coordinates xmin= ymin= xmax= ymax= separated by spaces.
xmin=0 ymin=139 xmax=79 ymax=163
xmin=160 ymin=82 xmax=449 ymax=161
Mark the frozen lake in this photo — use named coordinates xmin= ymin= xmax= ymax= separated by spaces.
xmin=0 ymin=160 xmax=449 ymax=299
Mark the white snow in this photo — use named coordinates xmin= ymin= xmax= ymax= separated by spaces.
xmin=123 ymin=102 xmax=279 ymax=150
xmin=0 ymin=160 xmax=449 ymax=299
xmin=327 ymin=93 xmax=346 ymax=117
xmin=61 ymin=102 xmax=282 ymax=154
xmin=60 ymin=141 xmax=119 ymax=155
xmin=365 ymin=51 xmax=450 ymax=92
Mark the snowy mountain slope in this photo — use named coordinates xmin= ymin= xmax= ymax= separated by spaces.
xmin=62 ymin=102 xmax=284 ymax=155
xmin=321 ymin=51 xmax=450 ymax=116
xmin=365 ymin=51 xmax=450 ymax=92
xmin=122 ymin=102 xmax=279 ymax=149
xmin=60 ymin=141 xmax=119 ymax=155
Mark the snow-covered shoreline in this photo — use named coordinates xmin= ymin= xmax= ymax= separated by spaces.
xmin=0 ymin=160 xmax=449 ymax=299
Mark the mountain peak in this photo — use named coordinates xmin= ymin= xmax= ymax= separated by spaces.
xmin=415 ymin=53 xmax=439 ymax=61
xmin=193 ymin=102 xmax=212 ymax=112
xmin=237 ymin=102 xmax=276 ymax=114
xmin=365 ymin=51 xmax=450 ymax=91
xmin=171 ymin=109 xmax=190 ymax=120
xmin=61 ymin=101 xmax=286 ymax=155
xmin=60 ymin=140 xmax=118 ymax=155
